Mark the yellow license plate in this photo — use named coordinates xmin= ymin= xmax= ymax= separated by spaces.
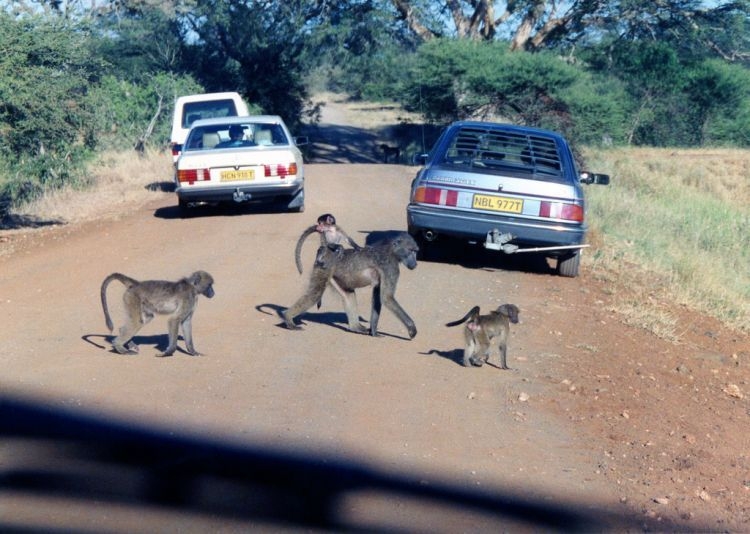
xmin=472 ymin=194 xmax=523 ymax=213
xmin=221 ymin=169 xmax=254 ymax=182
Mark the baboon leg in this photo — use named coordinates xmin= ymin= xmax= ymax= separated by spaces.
xmin=497 ymin=341 xmax=510 ymax=370
xmin=112 ymin=291 xmax=147 ymax=354
xmin=180 ymin=314 xmax=201 ymax=356
xmin=156 ymin=316 xmax=181 ymax=357
xmin=377 ymin=278 xmax=417 ymax=339
xmin=469 ymin=332 xmax=491 ymax=367
xmin=282 ymin=282 xmax=327 ymax=329
xmin=462 ymin=330 xmax=477 ymax=367
xmin=339 ymin=286 xmax=367 ymax=333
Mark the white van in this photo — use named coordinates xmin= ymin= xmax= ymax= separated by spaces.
xmin=170 ymin=92 xmax=249 ymax=162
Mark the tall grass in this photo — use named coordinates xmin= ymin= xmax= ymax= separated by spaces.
xmin=583 ymin=147 xmax=750 ymax=336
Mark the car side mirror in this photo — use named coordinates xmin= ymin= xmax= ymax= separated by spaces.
xmin=294 ymin=136 xmax=309 ymax=146
xmin=413 ymin=153 xmax=428 ymax=166
xmin=580 ymin=172 xmax=610 ymax=185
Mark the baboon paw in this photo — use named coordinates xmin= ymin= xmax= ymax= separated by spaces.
xmin=155 ymin=350 xmax=175 ymax=357
xmin=113 ymin=345 xmax=137 ymax=355
xmin=408 ymin=327 xmax=417 ymax=339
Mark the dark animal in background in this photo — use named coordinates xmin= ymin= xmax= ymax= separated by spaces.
xmin=379 ymin=144 xmax=400 ymax=164
xmin=100 ymin=271 xmax=215 ymax=357
xmin=446 ymin=304 xmax=520 ymax=369
xmin=283 ymin=232 xmax=419 ymax=339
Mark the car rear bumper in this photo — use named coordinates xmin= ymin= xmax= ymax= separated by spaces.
xmin=177 ymin=180 xmax=304 ymax=205
xmin=407 ymin=204 xmax=586 ymax=248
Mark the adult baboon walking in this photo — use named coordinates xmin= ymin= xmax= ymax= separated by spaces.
xmin=283 ymin=232 xmax=418 ymax=339
xmin=101 ymin=270 xmax=215 ymax=357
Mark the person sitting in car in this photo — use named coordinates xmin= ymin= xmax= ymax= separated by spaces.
xmin=216 ymin=125 xmax=253 ymax=148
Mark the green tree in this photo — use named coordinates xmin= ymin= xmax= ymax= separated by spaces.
xmin=0 ymin=12 xmax=105 ymax=210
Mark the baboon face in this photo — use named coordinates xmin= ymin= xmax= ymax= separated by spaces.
xmin=394 ymin=234 xmax=419 ymax=270
xmin=498 ymin=304 xmax=519 ymax=324
xmin=190 ymin=271 xmax=215 ymax=298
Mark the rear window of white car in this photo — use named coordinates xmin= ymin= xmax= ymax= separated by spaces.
xmin=441 ymin=126 xmax=563 ymax=178
xmin=184 ymin=122 xmax=290 ymax=151
xmin=182 ymin=100 xmax=240 ymax=130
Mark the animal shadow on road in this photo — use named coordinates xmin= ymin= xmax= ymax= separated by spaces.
xmin=256 ymin=303 xmax=412 ymax=340
xmin=82 ymin=333 xmax=193 ymax=356
xmin=257 ymin=303 xmax=355 ymax=334
xmin=421 ymin=348 xmax=465 ymax=366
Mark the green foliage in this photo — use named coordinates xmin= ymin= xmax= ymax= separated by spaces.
xmin=87 ymin=74 xmax=204 ymax=151
xmin=400 ymin=39 xmax=630 ymax=145
xmin=0 ymin=13 xmax=103 ymax=211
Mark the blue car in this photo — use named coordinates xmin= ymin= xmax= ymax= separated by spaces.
xmin=407 ymin=121 xmax=609 ymax=277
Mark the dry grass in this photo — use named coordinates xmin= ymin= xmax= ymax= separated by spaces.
xmin=582 ymin=147 xmax=750 ymax=338
xmin=11 ymin=149 xmax=173 ymax=224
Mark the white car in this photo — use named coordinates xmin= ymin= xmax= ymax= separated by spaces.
xmin=174 ymin=116 xmax=306 ymax=215
xmin=169 ymin=92 xmax=250 ymax=163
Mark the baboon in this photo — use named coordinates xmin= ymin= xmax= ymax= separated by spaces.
xmin=283 ymin=232 xmax=419 ymax=339
xmin=446 ymin=304 xmax=520 ymax=369
xmin=294 ymin=213 xmax=361 ymax=274
xmin=379 ymin=143 xmax=400 ymax=164
xmin=100 ymin=270 xmax=215 ymax=357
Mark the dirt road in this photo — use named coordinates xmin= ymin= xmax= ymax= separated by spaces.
xmin=1 ymin=162 xmax=749 ymax=532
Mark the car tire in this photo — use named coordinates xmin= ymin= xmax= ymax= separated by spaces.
xmin=556 ymin=250 xmax=580 ymax=277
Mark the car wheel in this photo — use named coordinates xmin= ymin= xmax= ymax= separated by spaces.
xmin=556 ymin=250 xmax=580 ymax=277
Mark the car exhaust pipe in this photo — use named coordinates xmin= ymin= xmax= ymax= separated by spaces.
xmin=423 ymin=230 xmax=438 ymax=242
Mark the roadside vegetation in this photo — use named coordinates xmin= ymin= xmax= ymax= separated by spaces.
xmin=1 ymin=1 xmax=748 ymax=336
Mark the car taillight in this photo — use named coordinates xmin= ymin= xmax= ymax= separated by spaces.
xmin=264 ymin=162 xmax=298 ymax=178
xmin=413 ymin=185 xmax=583 ymax=221
xmin=177 ymin=168 xmax=210 ymax=184
xmin=413 ymin=186 xmax=459 ymax=206
xmin=540 ymin=201 xmax=584 ymax=222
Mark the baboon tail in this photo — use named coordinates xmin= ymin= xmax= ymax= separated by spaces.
xmin=445 ymin=305 xmax=481 ymax=327
xmin=100 ymin=272 xmax=138 ymax=332
xmin=294 ymin=225 xmax=318 ymax=274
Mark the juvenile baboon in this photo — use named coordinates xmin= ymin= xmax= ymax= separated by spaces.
xmin=294 ymin=213 xmax=361 ymax=274
xmin=379 ymin=143 xmax=400 ymax=164
xmin=283 ymin=232 xmax=419 ymax=339
xmin=446 ymin=304 xmax=520 ymax=369
xmin=100 ymin=270 xmax=215 ymax=357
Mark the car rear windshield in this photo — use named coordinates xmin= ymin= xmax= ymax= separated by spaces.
xmin=184 ymin=123 xmax=290 ymax=151
xmin=440 ymin=125 xmax=564 ymax=179
xmin=182 ymin=100 xmax=239 ymax=129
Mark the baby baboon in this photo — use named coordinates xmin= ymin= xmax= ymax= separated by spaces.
xmin=379 ymin=143 xmax=400 ymax=164
xmin=446 ymin=304 xmax=520 ymax=369
xmin=282 ymin=244 xmax=344 ymax=330
xmin=294 ymin=213 xmax=361 ymax=274
xmin=283 ymin=232 xmax=419 ymax=339
xmin=100 ymin=270 xmax=215 ymax=357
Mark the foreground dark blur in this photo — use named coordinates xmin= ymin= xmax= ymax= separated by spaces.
xmin=0 ymin=394 xmax=694 ymax=532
